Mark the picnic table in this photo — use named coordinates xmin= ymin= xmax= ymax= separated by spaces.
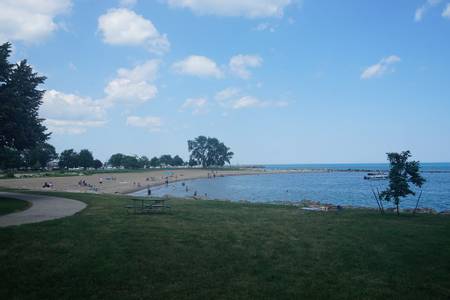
xmin=126 ymin=197 xmax=170 ymax=214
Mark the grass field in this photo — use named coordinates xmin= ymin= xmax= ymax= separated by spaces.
xmin=1 ymin=192 xmax=450 ymax=299
xmin=0 ymin=197 xmax=30 ymax=216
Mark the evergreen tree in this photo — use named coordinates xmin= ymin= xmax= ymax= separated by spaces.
xmin=0 ymin=42 xmax=50 ymax=171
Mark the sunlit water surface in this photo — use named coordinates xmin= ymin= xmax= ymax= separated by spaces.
xmin=132 ymin=164 xmax=450 ymax=211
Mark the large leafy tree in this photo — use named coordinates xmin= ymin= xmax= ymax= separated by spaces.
xmin=380 ymin=151 xmax=426 ymax=216
xmin=0 ymin=147 xmax=22 ymax=170
xmin=172 ymin=155 xmax=184 ymax=166
xmin=108 ymin=153 xmax=125 ymax=168
xmin=93 ymin=159 xmax=103 ymax=170
xmin=149 ymin=156 xmax=160 ymax=168
xmin=24 ymin=143 xmax=58 ymax=170
xmin=121 ymin=155 xmax=140 ymax=169
xmin=139 ymin=156 xmax=150 ymax=168
xmin=78 ymin=149 xmax=94 ymax=170
xmin=0 ymin=42 xmax=49 ymax=152
xmin=58 ymin=149 xmax=79 ymax=170
xmin=188 ymin=136 xmax=233 ymax=168
xmin=159 ymin=154 xmax=173 ymax=166
xmin=108 ymin=153 xmax=142 ymax=169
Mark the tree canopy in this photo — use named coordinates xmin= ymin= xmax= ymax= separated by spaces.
xmin=380 ymin=151 xmax=426 ymax=215
xmin=0 ymin=42 xmax=49 ymax=152
xmin=24 ymin=143 xmax=58 ymax=170
xmin=78 ymin=149 xmax=94 ymax=170
xmin=188 ymin=136 xmax=233 ymax=167
xmin=58 ymin=149 xmax=79 ymax=170
xmin=108 ymin=153 xmax=145 ymax=169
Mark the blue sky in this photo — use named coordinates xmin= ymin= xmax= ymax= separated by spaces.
xmin=2 ymin=0 xmax=450 ymax=164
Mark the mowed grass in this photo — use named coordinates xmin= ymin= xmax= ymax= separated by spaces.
xmin=0 ymin=197 xmax=30 ymax=216
xmin=1 ymin=192 xmax=450 ymax=299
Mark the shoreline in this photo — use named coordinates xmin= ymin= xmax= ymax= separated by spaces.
xmin=0 ymin=168 xmax=310 ymax=195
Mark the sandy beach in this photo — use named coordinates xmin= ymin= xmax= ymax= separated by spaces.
xmin=0 ymin=168 xmax=304 ymax=195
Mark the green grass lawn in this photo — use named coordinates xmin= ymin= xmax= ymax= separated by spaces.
xmin=0 ymin=197 xmax=30 ymax=216
xmin=1 ymin=192 xmax=450 ymax=299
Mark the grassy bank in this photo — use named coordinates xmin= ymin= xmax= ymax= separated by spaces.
xmin=1 ymin=192 xmax=450 ymax=299
xmin=0 ymin=197 xmax=30 ymax=216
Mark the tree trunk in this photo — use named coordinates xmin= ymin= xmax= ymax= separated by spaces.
xmin=371 ymin=188 xmax=382 ymax=215
xmin=396 ymin=203 xmax=400 ymax=216
xmin=376 ymin=188 xmax=384 ymax=214
xmin=413 ymin=190 xmax=423 ymax=215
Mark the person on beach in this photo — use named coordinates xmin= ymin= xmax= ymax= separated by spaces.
xmin=147 ymin=187 xmax=151 ymax=196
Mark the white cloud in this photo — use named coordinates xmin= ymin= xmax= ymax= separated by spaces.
xmin=443 ymin=3 xmax=450 ymax=18
xmin=44 ymin=120 xmax=106 ymax=135
xmin=215 ymin=87 xmax=241 ymax=103
xmin=254 ymin=22 xmax=277 ymax=32
xmin=126 ymin=116 xmax=162 ymax=132
xmin=40 ymin=90 xmax=107 ymax=135
xmin=415 ymin=0 xmax=442 ymax=22
xmin=165 ymin=0 xmax=292 ymax=18
xmin=105 ymin=60 xmax=160 ymax=104
xmin=231 ymin=96 xmax=287 ymax=109
xmin=231 ymin=96 xmax=263 ymax=109
xmin=215 ymin=87 xmax=288 ymax=110
xmin=0 ymin=0 xmax=71 ymax=43
xmin=229 ymin=54 xmax=262 ymax=79
xmin=172 ymin=55 xmax=223 ymax=78
xmin=361 ymin=55 xmax=401 ymax=80
xmin=98 ymin=8 xmax=169 ymax=54
xmin=181 ymin=97 xmax=208 ymax=114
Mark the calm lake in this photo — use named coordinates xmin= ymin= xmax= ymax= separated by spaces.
xmin=132 ymin=163 xmax=450 ymax=211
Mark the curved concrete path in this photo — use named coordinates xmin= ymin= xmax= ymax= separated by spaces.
xmin=0 ymin=192 xmax=86 ymax=227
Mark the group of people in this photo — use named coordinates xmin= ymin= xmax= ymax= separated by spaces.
xmin=78 ymin=179 xmax=89 ymax=187
xmin=78 ymin=179 xmax=98 ymax=191
xmin=42 ymin=182 xmax=53 ymax=188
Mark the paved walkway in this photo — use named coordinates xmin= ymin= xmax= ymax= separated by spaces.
xmin=0 ymin=192 xmax=86 ymax=227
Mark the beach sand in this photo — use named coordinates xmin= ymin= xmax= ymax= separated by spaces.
xmin=0 ymin=168 xmax=300 ymax=195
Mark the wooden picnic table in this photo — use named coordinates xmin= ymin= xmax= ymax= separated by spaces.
xmin=127 ymin=197 xmax=170 ymax=214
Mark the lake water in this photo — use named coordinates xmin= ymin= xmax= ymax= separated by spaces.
xmin=132 ymin=163 xmax=450 ymax=212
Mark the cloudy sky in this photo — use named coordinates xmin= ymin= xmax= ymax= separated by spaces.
xmin=1 ymin=0 xmax=450 ymax=164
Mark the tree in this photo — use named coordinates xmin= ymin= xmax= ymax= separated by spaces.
xmin=0 ymin=42 xmax=50 ymax=171
xmin=24 ymin=143 xmax=58 ymax=170
xmin=139 ymin=156 xmax=150 ymax=168
xmin=159 ymin=154 xmax=173 ymax=166
xmin=188 ymin=136 xmax=208 ymax=167
xmin=93 ymin=159 xmax=103 ymax=170
xmin=58 ymin=149 xmax=79 ymax=170
xmin=108 ymin=153 xmax=125 ymax=168
xmin=0 ymin=147 xmax=23 ymax=170
xmin=380 ymin=151 xmax=426 ymax=216
xmin=122 ymin=155 xmax=140 ymax=169
xmin=149 ymin=156 xmax=160 ymax=168
xmin=188 ymin=136 xmax=234 ymax=168
xmin=78 ymin=149 xmax=94 ymax=170
xmin=172 ymin=155 xmax=184 ymax=166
